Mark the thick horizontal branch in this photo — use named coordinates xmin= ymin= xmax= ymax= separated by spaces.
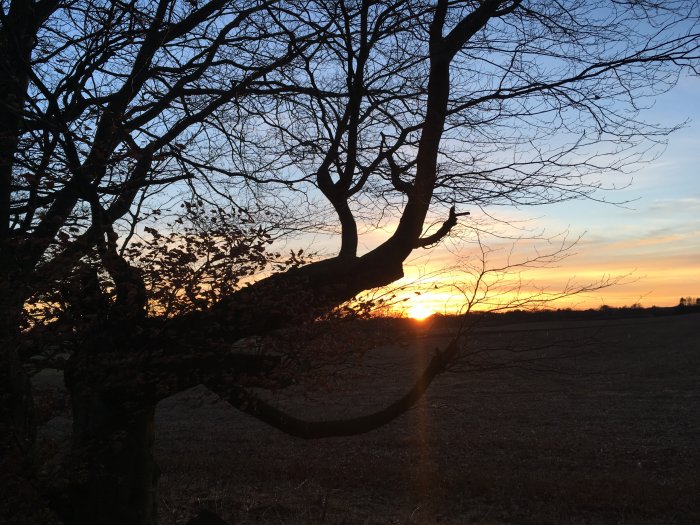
xmin=64 ymin=342 xmax=285 ymax=409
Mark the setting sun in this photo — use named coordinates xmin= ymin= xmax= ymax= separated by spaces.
xmin=407 ymin=303 xmax=435 ymax=321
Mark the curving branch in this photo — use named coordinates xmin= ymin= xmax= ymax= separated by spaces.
xmin=388 ymin=154 xmax=414 ymax=194
xmin=209 ymin=336 xmax=461 ymax=439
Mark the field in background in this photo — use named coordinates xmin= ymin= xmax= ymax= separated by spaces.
xmin=151 ymin=312 xmax=700 ymax=524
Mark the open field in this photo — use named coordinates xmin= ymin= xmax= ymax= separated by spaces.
xmin=151 ymin=312 xmax=700 ymax=524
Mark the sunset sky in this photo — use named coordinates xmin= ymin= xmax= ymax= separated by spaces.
xmin=380 ymin=74 xmax=700 ymax=315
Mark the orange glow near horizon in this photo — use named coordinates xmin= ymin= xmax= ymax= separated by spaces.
xmin=385 ymin=250 xmax=699 ymax=316
xmin=395 ymin=278 xmax=696 ymax=315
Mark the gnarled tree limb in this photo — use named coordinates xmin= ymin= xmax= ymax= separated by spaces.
xmin=414 ymin=205 xmax=470 ymax=248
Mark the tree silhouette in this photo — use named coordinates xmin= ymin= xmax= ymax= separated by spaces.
xmin=2 ymin=1 xmax=699 ymax=523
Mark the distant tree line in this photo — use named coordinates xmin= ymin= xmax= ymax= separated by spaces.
xmin=678 ymin=297 xmax=700 ymax=307
xmin=423 ymin=301 xmax=700 ymax=327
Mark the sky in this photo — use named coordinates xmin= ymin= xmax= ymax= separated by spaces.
xmin=388 ymin=74 xmax=700 ymax=316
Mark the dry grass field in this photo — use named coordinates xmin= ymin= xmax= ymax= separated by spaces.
xmin=152 ymin=312 xmax=700 ymax=524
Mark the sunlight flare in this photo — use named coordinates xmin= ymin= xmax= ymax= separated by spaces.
xmin=407 ymin=303 xmax=435 ymax=321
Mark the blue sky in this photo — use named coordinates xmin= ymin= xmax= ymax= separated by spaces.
xmin=393 ymin=73 xmax=700 ymax=314
xmin=543 ymin=74 xmax=700 ymax=307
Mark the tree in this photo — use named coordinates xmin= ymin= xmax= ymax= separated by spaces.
xmin=678 ymin=296 xmax=700 ymax=307
xmin=2 ymin=1 xmax=319 ymax=521
xmin=2 ymin=1 xmax=699 ymax=523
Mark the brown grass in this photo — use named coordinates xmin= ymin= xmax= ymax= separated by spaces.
xmin=151 ymin=312 xmax=698 ymax=523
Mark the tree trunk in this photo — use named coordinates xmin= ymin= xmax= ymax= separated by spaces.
xmin=67 ymin=389 xmax=158 ymax=525
xmin=0 ymin=338 xmax=45 ymax=523
xmin=0 ymin=276 xmax=60 ymax=523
